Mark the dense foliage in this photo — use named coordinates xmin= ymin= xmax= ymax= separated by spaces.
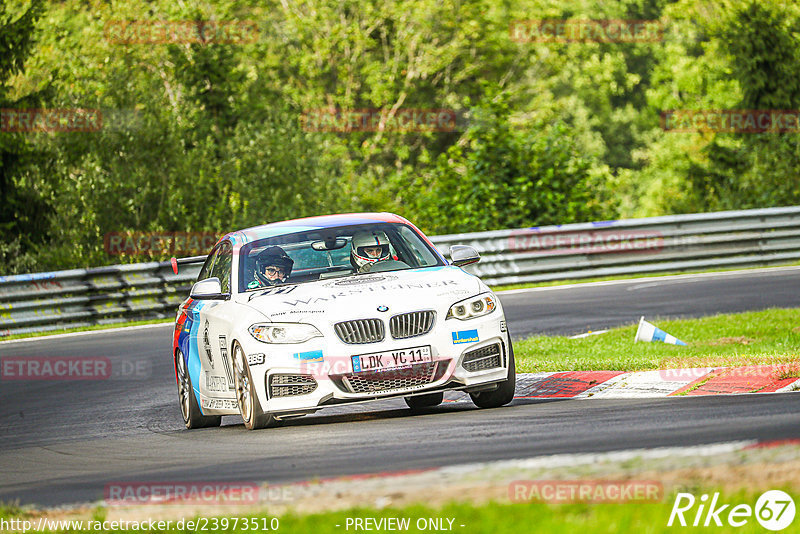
xmin=1 ymin=0 xmax=799 ymax=272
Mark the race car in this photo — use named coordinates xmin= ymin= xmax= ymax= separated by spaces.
xmin=172 ymin=213 xmax=515 ymax=430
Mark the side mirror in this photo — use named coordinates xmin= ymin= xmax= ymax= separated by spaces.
xmin=450 ymin=245 xmax=481 ymax=267
xmin=190 ymin=277 xmax=228 ymax=300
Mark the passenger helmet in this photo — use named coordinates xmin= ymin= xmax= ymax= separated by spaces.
xmin=255 ymin=246 xmax=294 ymax=285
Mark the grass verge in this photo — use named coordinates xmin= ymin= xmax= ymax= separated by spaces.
xmin=3 ymin=488 xmax=796 ymax=533
xmin=513 ymin=308 xmax=800 ymax=373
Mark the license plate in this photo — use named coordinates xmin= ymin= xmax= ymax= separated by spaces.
xmin=352 ymin=346 xmax=432 ymax=373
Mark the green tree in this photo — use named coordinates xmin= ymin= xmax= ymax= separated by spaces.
xmin=416 ymin=96 xmax=607 ymax=234
xmin=697 ymin=0 xmax=800 ymax=210
xmin=620 ymin=0 xmax=800 ymax=216
xmin=0 ymin=0 xmax=48 ymax=273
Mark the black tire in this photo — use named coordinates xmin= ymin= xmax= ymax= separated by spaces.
xmin=232 ymin=342 xmax=277 ymax=430
xmin=175 ymin=349 xmax=221 ymax=429
xmin=404 ymin=392 xmax=444 ymax=410
xmin=470 ymin=340 xmax=516 ymax=409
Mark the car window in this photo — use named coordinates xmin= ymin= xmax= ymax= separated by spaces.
xmin=395 ymin=225 xmax=440 ymax=266
xmin=210 ymin=241 xmax=233 ymax=293
xmin=197 ymin=248 xmax=219 ymax=282
xmin=238 ymin=223 xmax=445 ymax=292
xmin=287 ymin=247 xmax=333 ymax=270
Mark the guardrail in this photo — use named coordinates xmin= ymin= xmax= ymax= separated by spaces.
xmin=432 ymin=206 xmax=800 ymax=286
xmin=2 ymin=206 xmax=799 ymax=337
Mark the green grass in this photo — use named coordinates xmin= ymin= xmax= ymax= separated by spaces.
xmin=0 ymin=503 xmax=22 ymax=520
xmin=514 ymin=308 xmax=800 ymax=373
xmin=0 ymin=318 xmax=173 ymax=341
xmin=491 ymin=261 xmax=800 ymax=292
xmin=267 ymin=496 xmax=792 ymax=534
xmin=3 ymin=488 xmax=795 ymax=533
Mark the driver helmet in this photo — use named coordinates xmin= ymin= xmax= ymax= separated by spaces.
xmin=350 ymin=230 xmax=391 ymax=271
xmin=255 ymin=246 xmax=294 ymax=286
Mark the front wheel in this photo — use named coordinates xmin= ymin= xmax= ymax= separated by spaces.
xmin=470 ymin=341 xmax=516 ymax=409
xmin=175 ymin=349 xmax=221 ymax=429
xmin=232 ymin=342 xmax=277 ymax=430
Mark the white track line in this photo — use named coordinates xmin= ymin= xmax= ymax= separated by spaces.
xmin=569 ymin=329 xmax=609 ymax=339
xmin=498 ymin=265 xmax=800 ymax=294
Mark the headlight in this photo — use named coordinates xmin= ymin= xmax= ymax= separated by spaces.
xmin=248 ymin=323 xmax=323 ymax=344
xmin=446 ymin=294 xmax=497 ymax=320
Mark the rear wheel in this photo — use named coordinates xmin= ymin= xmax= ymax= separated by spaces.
xmin=232 ymin=342 xmax=277 ymax=430
xmin=404 ymin=392 xmax=444 ymax=410
xmin=470 ymin=341 xmax=516 ymax=409
xmin=175 ymin=349 xmax=221 ymax=429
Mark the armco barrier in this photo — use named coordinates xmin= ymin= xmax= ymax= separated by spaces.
xmin=2 ymin=206 xmax=800 ymax=337
xmin=432 ymin=206 xmax=800 ymax=286
xmin=0 ymin=262 xmax=202 ymax=337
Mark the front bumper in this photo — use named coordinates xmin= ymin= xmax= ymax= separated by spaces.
xmin=242 ymin=313 xmax=510 ymax=415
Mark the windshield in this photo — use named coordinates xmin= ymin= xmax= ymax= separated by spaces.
xmin=238 ymin=222 xmax=445 ymax=292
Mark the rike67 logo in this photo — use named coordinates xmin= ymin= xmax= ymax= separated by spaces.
xmin=668 ymin=490 xmax=795 ymax=531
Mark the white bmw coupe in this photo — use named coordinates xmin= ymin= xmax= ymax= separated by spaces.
xmin=172 ymin=213 xmax=515 ymax=430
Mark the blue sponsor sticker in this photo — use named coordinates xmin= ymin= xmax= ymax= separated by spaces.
xmin=293 ymin=350 xmax=323 ymax=362
xmin=452 ymin=329 xmax=479 ymax=344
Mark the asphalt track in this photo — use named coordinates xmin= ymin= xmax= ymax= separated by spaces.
xmin=502 ymin=266 xmax=800 ymax=337
xmin=1 ymin=267 xmax=799 ymax=507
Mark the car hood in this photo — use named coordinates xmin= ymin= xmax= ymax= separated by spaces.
xmin=238 ymin=266 xmax=483 ymax=323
